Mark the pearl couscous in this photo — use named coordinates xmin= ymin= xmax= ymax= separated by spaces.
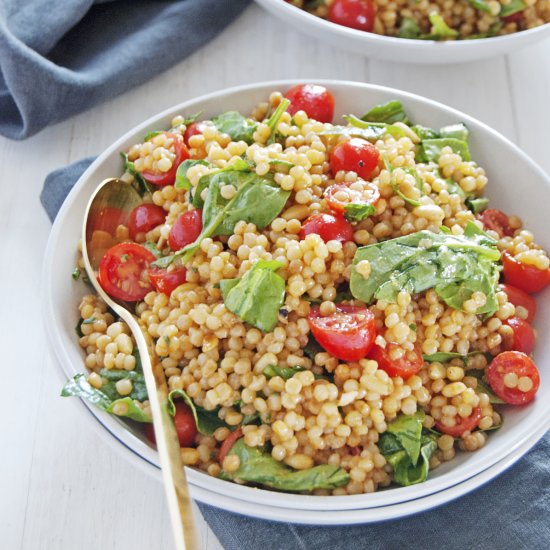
xmin=65 ymin=84 xmax=547 ymax=494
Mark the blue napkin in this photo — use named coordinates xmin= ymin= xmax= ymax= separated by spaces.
xmin=0 ymin=0 xmax=250 ymax=140
xmin=41 ymin=158 xmax=550 ymax=550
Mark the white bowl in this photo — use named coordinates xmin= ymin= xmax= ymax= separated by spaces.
xmin=43 ymin=80 xmax=550 ymax=521
xmin=255 ymin=0 xmax=550 ymax=64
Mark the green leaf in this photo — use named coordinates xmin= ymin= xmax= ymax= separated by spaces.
xmin=167 ymin=389 xmax=228 ymax=435
xmin=303 ymin=336 xmax=324 ymax=361
xmin=143 ymin=130 xmax=162 ymax=142
xmin=211 ymin=111 xmax=258 ymax=144
xmin=263 ymin=365 xmax=306 ymax=380
xmin=423 ymin=351 xmax=485 ymax=364
xmin=61 ymin=373 xmax=151 ymax=422
xmin=222 ymin=439 xmax=349 ymax=492
xmin=344 ymin=115 xmax=409 ymax=139
xmin=501 ymin=0 xmax=526 ymax=17
xmin=439 ymin=123 xmax=469 ymax=142
xmin=320 ymin=123 xmax=388 ymax=142
xmin=221 ymin=260 xmax=285 ymax=332
xmin=411 ymin=125 xmax=439 ymax=140
xmin=120 ymin=152 xmax=154 ymax=195
xmin=465 ymin=197 xmax=489 ymax=213
xmin=350 ymin=223 xmax=501 ymax=315
xmin=398 ymin=17 xmax=421 ymax=39
xmin=468 ymin=0 xmax=492 ymax=14
xmin=417 ymin=138 xmax=471 ymax=163
xmin=382 ymin=156 xmax=422 ymax=207
xmin=344 ymin=202 xmax=376 ymax=222
xmin=175 ymin=159 xmax=210 ymax=190
xmin=464 ymin=370 xmax=506 ymax=404
xmin=421 ymin=12 xmax=459 ymax=40
xmin=72 ymin=267 xmax=81 ymax=280
xmin=266 ymin=98 xmax=291 ymax=144
xmin=386 ymin=410 xmax=425 ymax=465
xmin=361 ymin=100 xmax=409 ymax=125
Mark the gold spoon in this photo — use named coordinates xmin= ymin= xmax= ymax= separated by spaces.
xmin=82 ymin=178 xmax=197 ymax=550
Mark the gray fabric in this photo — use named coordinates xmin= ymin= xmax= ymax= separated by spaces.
xmin=0 ymin=0 xmax=250 ymax=139
xmin=41 ymin=159 xmax=550 ymax=550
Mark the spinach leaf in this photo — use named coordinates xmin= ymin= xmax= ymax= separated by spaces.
xmin=421 ymin=12 xmax=459 ymax=40
xmin=120 ymin=151 xmax=154 ymax=194
xmin=72 ymin=267 xmax=81 ymax=280
xmin=263 ymin=365 xmax=306 ymax=380
xmin=467 ymin=0 xmax=492 ymax=14
xmin=266 ymin=98 xmax=290 ymax=144
xmin=320 ymin=123 xmax=388 ymax=142
xmin=344 ymin=202 xmax=376 ymax=222
xmin=175 ymin=159 xmax=210 ymax=190
xmin=465 ymin=197 xmax=489 ymax=214
xmin=423 ymin=350 xmax=485 ymax=364
xmin=398 ymin=17 xmax=421 ymax=39
xmin=501 ymin=0 xmax=526 ymax=17
xmin=167 ymin=389 xmax=229 ymax=435
xmin=350 ymin=222 xmax=501 ymax=315
xmin=439 ymin=123 xmax=469 ymax=142
xmin=361 ymin=100 xmax=410 ymax=125
xmin=464 ymin=369 xmax=506 ymax=404
xmin=220 ymin=260 xmax=286 ymax=332
xmin=382 ymin=156 xmax=422 ymax=207
xmin=344 ymin=115 xmax=408 ymax=138
xmin=303 ymin=335 xmax=324 ymax=361
xmin=411 ymin=125 xmax=439 ymax=140
xmin=222 ymin=439 xmax=349 ymax=492
xmin=61 ymin=372 xmax=151 ymax=422
xmin=386 ymin=410 xmax=425 ymax=464
xmin=417 ymin=137 xmax=471 ymax=163
xmin=211 ymin=111 xmax=258 ymax=144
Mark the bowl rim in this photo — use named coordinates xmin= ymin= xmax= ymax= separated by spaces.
xmin=255 ymin=0 xmax=550 ymax=47
xmin=42 ymin=78 xmax=550 ymax=513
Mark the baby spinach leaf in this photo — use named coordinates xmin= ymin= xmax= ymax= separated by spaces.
xmin=222 ymin=439 xmax=349 ymax=492
xmin=175 ymin=159 xmax=210 ymax=190
xmin=263 ymin=365 xmax=306 ymax=380
xmin=303 ymin=335 xmax=324 ymax=361
xmin=361 ymin=100 xmax=410 ymax=125
xmin=266 ymin=98 xmax=290 ymax=144
xmin=320 ymin=123 xmax=388 ymax=142
xmin=421 ymin=12 xmax=459 ymax=40
xmin=417 ymin=137 xmax=471 ymax=163
xmin=211 ymin=111 xmax=258 ymax=144
xmin=167 ymin=389 xmax=229 ymax=435
xmin=221 ymin=260 xmax=286 ymax=333
xmin=398 ymin=17 xmax=421 ymax=39
xmin=344 ymin=114 xmax=408 ymax=138
xmin=465 ymin=197 xmax=489 ymax=213
xmin=120 ymin=151 xmax=154 ymax=195
xmin=350 ymin=223 xmax=501 ymax=315
xmin=501 ymin=0 xmax=526 ymax=17
xmin=386 ymin=410 xmax=425 ymax=465
xmin=344 ymin=202 xmax=376 ymax=222
xmin=468 ymin=0 xmax=492 ymax=14
xmin=411 ymin=125 xmax=439 ymax=140
xmin=439 ymin=123 xmax=469 ymax=142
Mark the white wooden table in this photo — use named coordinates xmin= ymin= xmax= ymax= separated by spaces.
xmin=1 ymin=4 xmax=549 ymax=549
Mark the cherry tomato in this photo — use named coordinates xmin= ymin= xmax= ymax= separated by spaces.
xmin=98 ymin=242 xmax=155 ymax=302
xmin=168 ymin=210 xmax=203 ymax=251
xmin=487 ymin=351 xmax=540 ymax=405
xmin=479 ymin=209 xmax=513 ymax=238
xmin=503 ymin=317 xmax=536 ymax=355
xmin=308 ymin=304 xmax=376 ymax=362
xmin=499 ymin=284 xmax=537 ymax=323
xmin=141 ymin=132 xmax=190 ymax=187
xmin=503 ymin=12 xmax=524 ymax=24
xmin=299 ymin=213 xmax=354 ymax=243
xmin=330 ymin=138 xmax=381 ymax=181
xmin=435 ymin=407 xmax=482 ymax=438
xmin=88 ymin=206 xmax=126 ymax=238
xmin=368 ymin=343 xmax=423 ymax=379
xmin=328 ymin=0 xmax=377 ymax=32
xmin=284 ymin=84 xmax=335 ymax=123
xmin=128 ymin=204 xmax=166 ymax=241
xmin=218 ymin=427 xmax=243 ymax=464
xmin=502 ymin=252 xmax=550 ymax=294
xmin=148 ymin=266 xmax=187 ymax=296
xmin=144 ymin=401 xmax=198 ymax=447
xmin=183 ymin=121 xmax=209 ymax=147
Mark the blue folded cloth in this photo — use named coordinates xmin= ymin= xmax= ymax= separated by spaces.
xmin=41 ymin=158 xmax=550 ymax=550
xmin=0 ymin=0 xmax=250 ymax=140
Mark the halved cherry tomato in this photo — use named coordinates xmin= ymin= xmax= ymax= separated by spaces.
xmin=479 ymin=209 xmax=513 ymax=238
xmin=218 ymin=427 xmax=243 ymax=464
xmin=328 ymin=0 xmax=376 ymax=32
xmin=148 ymin=266 xmax=187 ymax=296
xmin=284 ymin=84 xmax=335 ymax=123
xmin=141 ymin=132 xmax=189 ymax=187
xmin=435 ymin=407 xmax=482 ymax=438
xmin=499 ymin=284 xmax=537 ymax=323
xmin=324 ymin=182 xmax=380 ymax=214
xmin=299 ymin=213 xmax=354 ymax=243
xmin=128 ymin=204 xmax=166 ymax=241
xmin=308 ymin=304 xmax=376 ymax=362
xmin=330 ymin=138 xmax=381 ymax=181
xmin=487 ymin=351 xmax=540 ymax=405
xmin=145 ymin=401 xmax=198 ymax=447
xmin=503 ymin=317 xmax=536 ymax=355
xmin=502 ymin=252 xmax=550 ymax=294
xmin=168 ymin=210 xmax=203 ymax=251
xmin=184 ymin=121 xmax=210 ymax=147
xmin=98 ymin=242 xmax=155 ymax=302
xmin=368 ymin=343 xmax=423 ymax=379
xmin=503 ymin=12 xmax=524 ymax=24
xmin=88 ymin=206 xmax=126 ymax=238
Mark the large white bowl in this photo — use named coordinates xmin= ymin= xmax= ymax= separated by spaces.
xmin=255 ymin=0 xmax=550 ymax=64
xmin=43 ymin=80 xmax=550 ymax=522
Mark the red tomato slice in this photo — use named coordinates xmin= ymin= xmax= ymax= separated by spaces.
xmin=218 ymin=427 xmax=243 ymax=464
xmin=324 ymin=182 xmax=380 ymax=214
xmin=148 ymin=266 xmax=187 ymax=296
xmin=141 ymin=132 xmax=190 ymax=187
xmin=184 ymin=121 xmax=210 ymax=147
xmin=503 ymin=12 xmax=524 ymax=24
xmin=308 ymin=305 xmax=376 ymax=362
xmin=299 ymin=213 xmax=354 ymax=243
xmin=144 ymin=401 xmax=198 ymax=447
xmin=368 ymin=343 xmax=423 ymax=379
xmin=98 ymin=242 xmax=155 ymax=302
xmin=487 ymin=351 xmax=540 ymax=405
xmin=284 ymin=84 xmax=335 ymax=123
xmin=503 ymin=317 xmax=536 ymax=355
xmin=168 ymin=210 xmax=203 ymax=251
xmin=328 ymin=0 xmax=377 ymax=32
xmin=330 ymin=138 xmax=381 ymax=181
xmin=479 ymin=209 xmax=513 ymax=238
xmin=128 ymin=203 xmax=166 ymax=241
xmin=499 ymin=284 xmax=537 ymax=323
xmin=435 ymin=407 xmax=482 ymax=438
xmin=502 ymin=252 xmax=550 ymax=294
